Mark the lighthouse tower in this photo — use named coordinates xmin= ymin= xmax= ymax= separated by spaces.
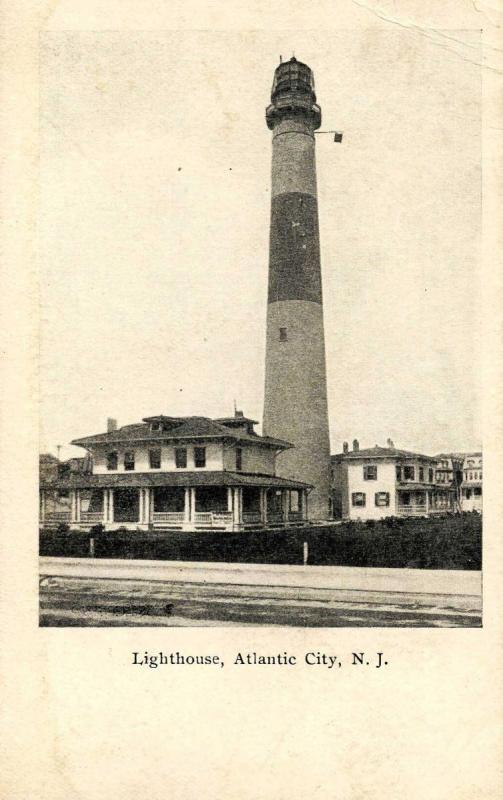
xmin=263 ymin=57 xmax=331 ymax=520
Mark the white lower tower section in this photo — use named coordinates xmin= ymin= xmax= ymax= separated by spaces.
xmin=264 ymin=301 xmax=331 ymax=519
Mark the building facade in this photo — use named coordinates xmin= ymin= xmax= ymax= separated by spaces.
xmin=40 ymin=412 xmax=311 ymax=532
xmin=459 ymin=452 xmax=483 ymax=512
xmin=434 ymin=454 xmax=464 ymax=512
xmin=262 ymin=57 xmax=332 ymax=520
xmin=332 ymin=441 xmax=458 ymax=521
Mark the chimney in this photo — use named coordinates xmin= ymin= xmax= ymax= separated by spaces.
xmin=107 ymin=417 xmax=118 ymax=432
xmin=387 ymin=438 xmax=394 ymax=448
xmin=353 ymin=439 xmax=359 ymax=452
xmin=343 ymin=441 xmax=349 ymax=454
xmin=235 ymin=409 xmax=244 ymax=418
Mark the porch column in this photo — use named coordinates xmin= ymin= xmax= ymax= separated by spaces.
xmin=232 ymin=488 xmax=241 ymax=526
xmin=140 ymin=488 xmax=150 ymax=524
xmin=183 ymin=487 xmax=191 ymax=523
xmin=76 ymin=489 xmax=81 ymax=523
xmin=300 ymin=490 xmax=307 ymax=520
xmin=425 ymin=491 xmax=430 ymax=516
xmin=139 ymin=488 xmax=144 ymax=523
xmin=260 ymin=488 xmax=267 ymax=525
xmin=227 ymin=487 xmax=233 ymax=512
xmin=40 ymin=491 xmax=46 ymax=523
xmin=108 ymin=489 xmax=114 ymax=523
xmin=146 ymin=488 xmax=152 ymax=524
xmin=282 ymin=490 xmax=289 ymax=524
xmin=238 ymin=488 xmax=243 ymax=524
xmin=70 ymin=490 xmax=78 ymax=524
xmin=190 ymin=488 xmax=196 ymax=521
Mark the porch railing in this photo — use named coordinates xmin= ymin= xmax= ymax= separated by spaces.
xmin=44 ymin=511 xmax=71 ymax=521
xmin=80 ymin=511 xmax=104 ymax=523
xmin=194 ymin=511 xmax=232 ymax=524
xmin=243 ymin=511 xmax=262 ymax=525
xmin=267 ymin=511 xmax=284 ymax=524
xmin=397 ymin=505 xmax=427 ymax=517
xmin=152 ymin=512 xmax=185 ymax=523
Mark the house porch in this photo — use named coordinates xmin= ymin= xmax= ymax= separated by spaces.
xmin=396 ymin=488 xmax=455 ymax=517
xmin=40 ymin=481 xmax=309 ymax=532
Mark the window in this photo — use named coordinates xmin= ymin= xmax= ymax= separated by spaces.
xmin=474 ymin=487 xmax=482 ymax=496
xmin=429 ymin=468 xmax=433 ymax=482
xmin=465 ymin=489 xmax=472 ymax=499
xmin=469 ymin=472 xmax=473 ymax=480
xmin=149 ymin=448 xmax=161 ymax=469
xmin=419 ymin=467 xmax=424 ymax=481
xmin=352 ymin=492 xmax=366 ymax=507
xmin=151 ymin=422 xmax=161 ymax=432
xmin=363 ymin=465 xmax=377 ymax=480
xmin=124 ymin=451 xmax=135 ymax=471
xmin=375 ymin=492 xmax=390 ymax=507
xmin=279 ymin=327 xmax=288 ymax=341
xmin=175 ymin=448 xmax=187 ymax=468
xmin=403 ymin=466 xmax=415 ymax=481
xmin=396 ymin=466 xmax=402 ymax=481
xmin=236 ymin=448 xmax=242 ymax=471
xmin=194 ymin=447 xmax=206 ymax=468
xmin=106 ymin=451 xmax=118 ymax=471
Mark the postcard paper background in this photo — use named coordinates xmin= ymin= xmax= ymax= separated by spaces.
xmin=1 ymin=2 xmax=502 ymax=798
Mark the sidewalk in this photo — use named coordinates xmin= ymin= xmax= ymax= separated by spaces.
xmin=39 ymin=557 xmax=482 ymax=597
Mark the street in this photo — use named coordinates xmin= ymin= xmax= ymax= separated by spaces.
xmin=39 ymin=570 xmax=481 ymax=628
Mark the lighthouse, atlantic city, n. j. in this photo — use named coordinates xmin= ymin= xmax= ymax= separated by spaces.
xmin=262 ymin=56 xmax=332 ymax=520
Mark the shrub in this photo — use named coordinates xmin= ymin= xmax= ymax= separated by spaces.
xmin=39 ymin=514 xmax=482 ymax=570
xmin=56 ymin=522 xmax=70 ymax=534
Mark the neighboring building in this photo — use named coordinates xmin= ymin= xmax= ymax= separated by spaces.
xmin=332 ymin=440 xmax=457 ymax=521
xmin=434 ymin=453 xmax=464 ymax=512
xmin=39 ymin=411 xmax=311 ymax=531
xmin=262 ymin=56 xmax=332 ymax=520
xmin=39 ymin=453 xmax=93 ymax=521
xmin=459 ymin=451 xmax=483 ymax=512
xmin=39 ymin=453 xmax=60 ymax=484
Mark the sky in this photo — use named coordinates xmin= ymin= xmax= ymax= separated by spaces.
xmin=39 ymin=28 xmax=482 ymax=459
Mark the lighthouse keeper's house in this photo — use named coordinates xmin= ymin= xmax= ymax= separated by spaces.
xmin=39 ymin=411 xmax=311 ymax=532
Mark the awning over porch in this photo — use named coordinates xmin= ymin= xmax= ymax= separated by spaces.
xmin=40 ymin=470 xmax=311 ymax=491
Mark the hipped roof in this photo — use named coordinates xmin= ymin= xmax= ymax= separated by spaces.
xmin=72 ymin=416 xmax=290 ymax=450
xmin=332 ymin=446 xmax=437 ymax=463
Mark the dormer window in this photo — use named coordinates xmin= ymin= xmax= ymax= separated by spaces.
xmin=151 ymin=422 xmax=161 ymax=432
